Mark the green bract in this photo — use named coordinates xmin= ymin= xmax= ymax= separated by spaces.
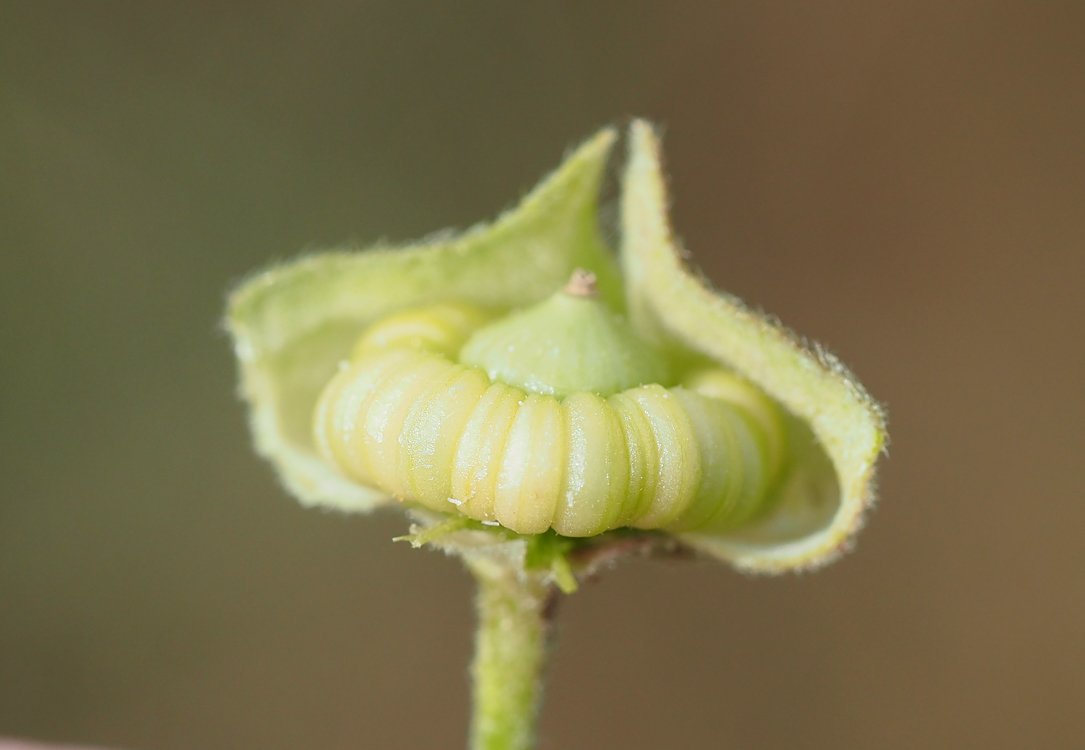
xmin=227 ymin=121 xmax=886 ymax=573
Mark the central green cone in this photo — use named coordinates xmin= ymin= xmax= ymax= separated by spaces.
xmin=459 ymin=272 xmax=670 ymax=398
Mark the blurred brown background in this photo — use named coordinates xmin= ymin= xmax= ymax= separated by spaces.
xmin=2 ymin=2 xmax=1083 ymax=748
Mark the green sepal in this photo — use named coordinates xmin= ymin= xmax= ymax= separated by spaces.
xmin=523 ymin=532 xmax=578 ymax=594
xmin=397 ymin=514 xmax=578 ymax=594
xmin=393 ymin=515 xmax=495 ymax=548
xmin=620 ymin=121 xmax=887 ymax=572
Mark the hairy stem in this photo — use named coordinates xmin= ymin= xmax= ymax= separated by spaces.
xmin=467 ymin=557 xmax=555 ymax=750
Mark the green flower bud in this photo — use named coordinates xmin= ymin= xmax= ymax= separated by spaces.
xmin=227 ymin=121 xmax=886 ymax=574
xmin=312 ymin=271 xmax=785 ymax=539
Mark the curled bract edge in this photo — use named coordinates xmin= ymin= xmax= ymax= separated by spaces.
xmin=226 ymin=121 xmax=887 ymax=573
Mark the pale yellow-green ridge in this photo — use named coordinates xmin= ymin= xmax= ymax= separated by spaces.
xmin=352 ymin=302 xmax=497 ymax=360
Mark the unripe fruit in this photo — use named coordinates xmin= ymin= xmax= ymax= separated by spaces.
xmin=313 ymin=273 xmax=787 ymax=538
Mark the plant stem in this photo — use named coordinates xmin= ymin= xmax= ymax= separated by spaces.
xmin=467 ymin=557 xmax=554 ymax=750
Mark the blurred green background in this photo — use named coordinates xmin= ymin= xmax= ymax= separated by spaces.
xmin=2 ymin=2 xmax=1083 ymax=748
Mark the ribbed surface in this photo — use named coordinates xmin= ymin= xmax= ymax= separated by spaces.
xmin=351 ymin=302 xmax=495 ymax=360
xmin=314 ymin=346 xmax=786 ymax=537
